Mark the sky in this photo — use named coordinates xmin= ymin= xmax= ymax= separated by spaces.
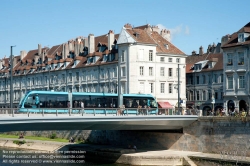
xmin=1 ymin=0 xmax=250 ymax=58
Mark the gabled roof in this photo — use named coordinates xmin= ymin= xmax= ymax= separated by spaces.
xmin=222 ymin=22 xmax=250 ymax=48
xmin=186 ymin=53 xmax=223 ymax=73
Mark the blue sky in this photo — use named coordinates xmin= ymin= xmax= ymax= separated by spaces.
xmin=0 ymin=0 xmax=250 ymax=58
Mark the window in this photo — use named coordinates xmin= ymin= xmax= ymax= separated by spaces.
xmin=190 ymin=91 xmax=194 ymax=100
xmin=149 ymin=50 xmax=153 ymax=61
xmin=114 ymin=68 xmax=117 ymax=77
xmin=168 ymin=83 xmax=172 ymax=93
xmin=69 ymin=73 xmax=72 ymax=81
xmin=238 ymin=52 xmax=244 ymax=65
xmin=239 ymin=75 xmax=245 ymax=88
xmin=168 ymin=68 xmax=172 ymax=77
xmin=149 ymin=67 xmax=153 ymax=76
xmin=202 ymin=75 xmax=206 ymax=84
xmin=227 ymin=53 xmax=233 ymax=66
xmin=227 ymin=75 xmax=233 ymax=89
xmin=214 ymin=74 xmax=217 ymax=83
xmin=238 ymin=33 xmax=244 ymax=42
xmin=62 ymin=74 xmax=65 ymax=83
xmin=121 ymin=50 xmax=125 ymax=62
xmin=202 ymin=91 xmax=206 ymax=100
xmin=160 ymin=83 xmax=165 ymax=93
xmin=221 ymin=92 xmax=223 ymax=99
xmin=140 ymin=66 xmax=144 ymax=76
xmin=220 ymin=74 xmax=223 ymax=83
xmin=215 ymin=92 xmax=218 ymax=100
xmin=196 ymin=91 xmax=200 ymax=100
xmin=160 ymin=57 xmax=165 ymax=62
xmin=176 ymin=58 xmax=180 ymax=63
xmin=122 ymin=67 xmax=126 ymax=76
xmin=149 ymin=83 xmax=153 ymax=93
xmin=168 ymin=58 xmax=172 ymax=62
xmin=208 ymin=75 xmax=211 ymax=84
xmin=76 ymin=72 xmax=79 ymax=81
xmin=160 ymin=67 xmax=165 ymax=76
xmin=196 ymin=76 xmax=199 ymax=84
xmin=190 ymin=76 xmax=193 ymax=84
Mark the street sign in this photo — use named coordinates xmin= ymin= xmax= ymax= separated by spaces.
xmin=211 ymin=98 xmax=215 ymax=104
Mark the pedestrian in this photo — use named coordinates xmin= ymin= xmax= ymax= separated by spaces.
xmin=80 ymin=101 xmax=84 ymax=114
xmin=35 ymin=94 xmax=40 ymax=108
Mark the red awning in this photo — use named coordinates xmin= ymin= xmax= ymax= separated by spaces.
xmin=158 ymin=102 xmax=173 ymax=108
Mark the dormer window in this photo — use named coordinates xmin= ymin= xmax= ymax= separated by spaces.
xmin=87 ymin=57 xmax=93 ymax=64
xmin=238 ymin=33 xmax=244 ymax=42
xmin=164 ymin=44 xmax=169 ymax=49
xmin=103 ymin=54 xmax=108 ymax=62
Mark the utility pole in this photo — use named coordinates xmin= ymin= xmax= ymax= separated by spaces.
xmin=178 ymin=64 xmax=180 ymax=115
xmin=118 ymin=51 xmax=123 ymax=107
xmin=10 ymin=45 xmax=15 ymax=117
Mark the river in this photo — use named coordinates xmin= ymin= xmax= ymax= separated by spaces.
xmin=0 ymin=147 xmax=124 ymax=166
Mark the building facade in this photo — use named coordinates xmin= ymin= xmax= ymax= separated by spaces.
xmin=0 ymin=23 xmax=186 ymax=111
xmin=222 ymin=22 xmax=250 ymax=115
xmin=186 ymin=44 xmax=224 ymax=115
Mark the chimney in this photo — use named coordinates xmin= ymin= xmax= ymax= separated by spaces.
xmin=221 ymin=34 xmax=230 ymax=47
xmin=62 ymin=43 xmax=65 ymax=59
xmin=192 ymin=50 xmax=196 ymax=55
xmin=13 ymin=56 xmax=17 ymax=67
xmin=108 ymin=30 xmax=114 ymax=51
xmin=207 ymin=44 xmax=211 ymax=53
xmin=88 ymin=34 xmax=95 ymax=54
xmin=20 ymin=50 xmax=27 ymax=60
xmin=0 ymin=60 xmax=2 ymax=68
xmin=151 ymin=25 xmax=160 ymax=33
xmin=160 ymin=29 xmax=171 ymax=42
xmin=74 ymin=40 xmax=78 ymax=56
xmin=124 ymin=23 xmax=132 ymax=29
xmin=199 ymin=46 xmax=203 ymax=55
xmin=79 ymin=40 xmax=84 ymax=54
xmin=38 ymin=44 xmax=42 ymax=55
xmin=34 ymin=56 xmax=39 ymax=64
xmin=64 ymin=43 xmax=69 ymax=59
xmin=68 ymin=40 xmax=73 ymax=51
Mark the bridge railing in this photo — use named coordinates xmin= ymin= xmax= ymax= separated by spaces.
xmin=0 ymin=108 xmax=198 ymax=117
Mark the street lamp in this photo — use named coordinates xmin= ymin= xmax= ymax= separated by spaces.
xmin=10 ymin=45 xmax=16 ymax=117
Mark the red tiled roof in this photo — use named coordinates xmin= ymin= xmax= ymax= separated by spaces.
xmin=222 ymin=22 xmax=250 ymax=48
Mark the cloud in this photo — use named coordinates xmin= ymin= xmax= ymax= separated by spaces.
xmin=156 ymin=23 xmax=190 ymax=41
xmin=185 ymin=25 xmax=190 ymax=35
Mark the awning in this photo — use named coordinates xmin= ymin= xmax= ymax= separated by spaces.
xmin=158 ymin=102 xmax=173 ymax=108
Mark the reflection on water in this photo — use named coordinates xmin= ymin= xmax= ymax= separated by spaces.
xmin=0 ymin=147 xmax=124 ymax=166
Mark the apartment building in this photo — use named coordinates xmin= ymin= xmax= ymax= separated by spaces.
xmin=221 ymin=22 xmax=250 ymax=115
xmin=186 ymin=44 xmax=223 ymax=115
xmin=0 ymin=23 xmax=186 ymax=110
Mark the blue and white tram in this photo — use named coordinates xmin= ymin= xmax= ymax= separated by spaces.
xmin=18 ymin=91 xmax=158 ymax=114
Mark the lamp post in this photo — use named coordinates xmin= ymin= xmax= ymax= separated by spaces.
xmin=118 ymin=52 xmax=123 ymax=107
xmin=10 ymin=45 xmax=16 ymax=116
